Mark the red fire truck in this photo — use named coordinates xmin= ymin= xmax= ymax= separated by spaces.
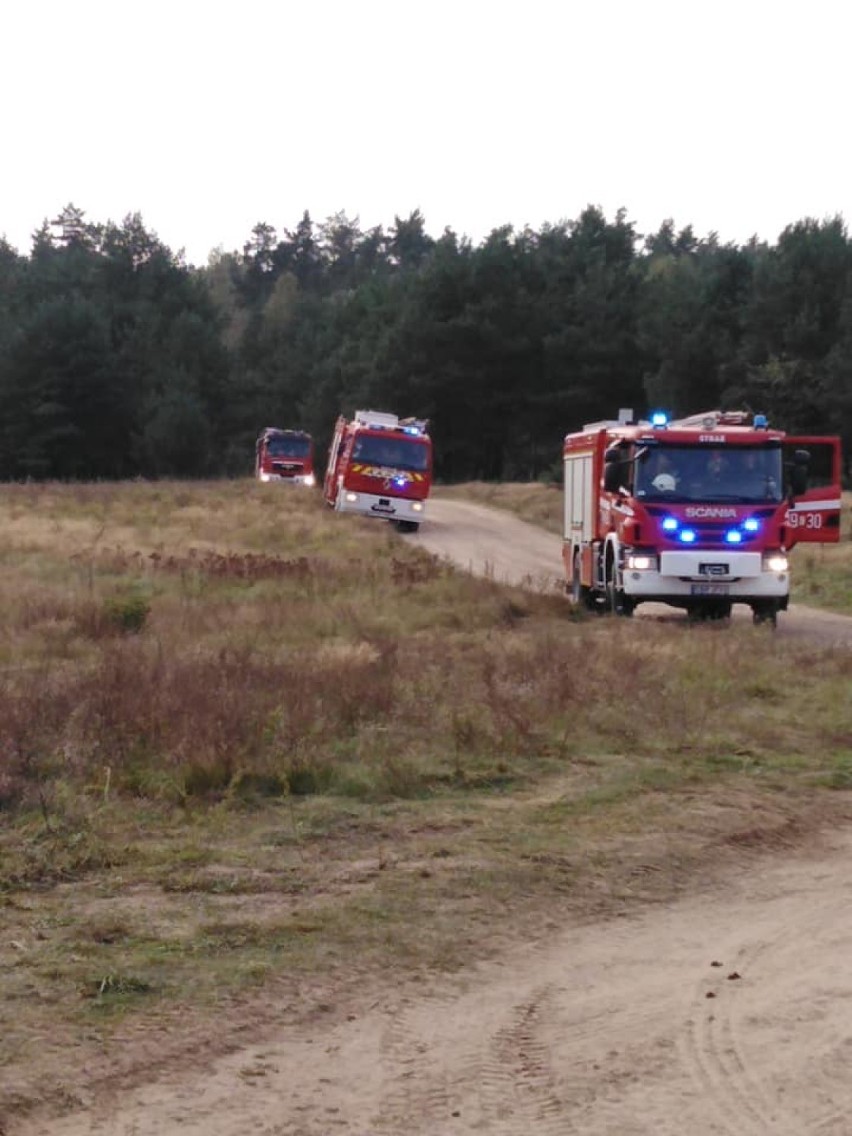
xmin=563 ymin=409 xmax=843 ymax=624
xmin=255 ymin=428 xmax=315 ymax=485
xmin=323 ymin=409 xmax=432 ymax=532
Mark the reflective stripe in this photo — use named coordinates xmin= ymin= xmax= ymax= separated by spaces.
xmin=787 ymin=499 xmax=841 ymax=512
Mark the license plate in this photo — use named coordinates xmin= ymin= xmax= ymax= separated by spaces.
xmin=690 ymin=583 xmax=729 ymax=596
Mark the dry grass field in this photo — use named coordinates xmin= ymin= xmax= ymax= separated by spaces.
xmin=1 ymin=479 xmax=851 ymax=1123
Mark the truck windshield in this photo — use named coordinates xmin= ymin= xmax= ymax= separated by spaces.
xmin=352 ymin=434 xmax=430 ymax=472
xmin=635 ymin=445 xmax=784 ymax=504
xmin=266 ymin=437 xmax=312 ymax=458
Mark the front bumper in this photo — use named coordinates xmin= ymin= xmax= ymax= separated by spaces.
xmin=337 ymin=490 xmax=426 ymax=523
xmin=623 ymin=550 xmax=789 ymax=603
xmin=259 ymin=472 xmax=315 ymax=486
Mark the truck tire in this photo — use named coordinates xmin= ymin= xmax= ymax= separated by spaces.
xmin=752 ymin=602 xmax=778 ymax=628
xmin=688 ymin=601 xmax=731 ymax=623
xmin=605 ymin=551 xmax=633 ymax=617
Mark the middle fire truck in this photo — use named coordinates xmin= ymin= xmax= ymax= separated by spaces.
xmin=323 ymin=409 xmax=433 ymax=531
xmin=562 ymin=409 xmax=843 ymax=624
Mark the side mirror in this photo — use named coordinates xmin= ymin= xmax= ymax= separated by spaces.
xmin=790 ymin=466 xmax=808 ymax=496
xmin=788 ymin=450 xmax=809 ymax=496
xmin=603 ymin=449 xmax=622 ymax=493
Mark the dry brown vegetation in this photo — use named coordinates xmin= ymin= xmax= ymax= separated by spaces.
xmin=1 ymin=479 xmax=852 ymax=1124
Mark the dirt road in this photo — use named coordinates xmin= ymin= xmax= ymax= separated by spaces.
xmin=12 ymin=499 xmax=852 ymax=1136
xmin=413 ymin=498 xmax=852 ymax=645
xmin=18 ymin=829 xmax=852 ymax=1136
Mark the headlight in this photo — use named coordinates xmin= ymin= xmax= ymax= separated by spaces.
xmin=412 ymin=501 xmax=424 ymax=512
xmin=303 ymin=474 xmax=316 ymax=487
xmin=763 ymin=553 xmax=788 ymax=573
xmin=345 ymin=491 xmax=358 ymax=503
xmin=626 ymin=553 xmax=656 ymax=570
xmin=259 ymin=472 xmax=271 ymax=482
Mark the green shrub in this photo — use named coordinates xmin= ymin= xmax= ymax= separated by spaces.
xmin=103 ymin=591 xmax=150 ymax=634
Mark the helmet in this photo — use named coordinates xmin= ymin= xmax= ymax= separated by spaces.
xmin=652 ymin=473 xmax=677 ymax=492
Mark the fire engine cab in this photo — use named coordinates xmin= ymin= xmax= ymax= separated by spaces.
xmin=255 ymin=428 xmax=315 ymax=485
xmin=563 ymin=409 xmax=843 ymax=624
xmin=323 ymin=410 xmax=432 ymax=532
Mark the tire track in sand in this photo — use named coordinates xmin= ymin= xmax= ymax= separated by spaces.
xmin=472 ymin=984 xmax=567 ymax=1135
xmin=679 ymin=891 xmax=852 ymax=1136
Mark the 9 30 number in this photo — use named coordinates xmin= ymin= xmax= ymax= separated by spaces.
xmin=787 ymin=510 xmax=823 ymax=529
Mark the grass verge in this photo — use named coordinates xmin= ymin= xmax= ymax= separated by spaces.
xmin=1 ymin=478 xmax=851 ymax=1122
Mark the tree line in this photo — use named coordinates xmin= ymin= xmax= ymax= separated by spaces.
xmin=1 ymin=203 xmax=850 ymax=483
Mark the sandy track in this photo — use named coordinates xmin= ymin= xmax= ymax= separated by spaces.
xmin=413 ymin=498 xmax=852 ymax=645
xmin=17 ymin=831 xmax=852 ymax=1136
xmin=12 ymin=498 xmax=852 ymax=1136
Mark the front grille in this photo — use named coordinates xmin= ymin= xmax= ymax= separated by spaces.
xmin=645 ymin=506 xmax=774 ymax=548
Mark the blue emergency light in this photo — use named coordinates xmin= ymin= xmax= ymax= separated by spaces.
xmin=650 ymin=412 xmax=668 ymax=428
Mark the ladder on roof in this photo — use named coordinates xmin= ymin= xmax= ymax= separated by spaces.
xmin=354 ymin=410 xmax=429 ymax=434
xmin=670 ymin=410 xmax=751 ymax=428
xmin=354 ymin=409 xmax=399 ymax=429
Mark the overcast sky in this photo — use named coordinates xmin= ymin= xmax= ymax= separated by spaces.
xmin=2 ymin=0 xmax=849 ymax=266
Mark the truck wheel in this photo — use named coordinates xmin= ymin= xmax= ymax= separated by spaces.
xmin=688 ymin=602 xmax=730 ymax=623
xmin=708 ymin=601 xmax=732 ymax=621
xmin=605 ymin=553 xmax=633 ymax=616
xmin=752 ymin=603 xmax=778 ymax=628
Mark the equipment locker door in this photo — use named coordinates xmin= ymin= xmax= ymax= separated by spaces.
xmin=564 ymin=452 xmax=594 ymax=545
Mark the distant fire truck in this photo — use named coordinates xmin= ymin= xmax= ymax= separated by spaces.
xmin=255 ymin=428 xmax=315 ymax=485
xmin=323 ymin=409 xmax=432 ymax=532
xmin=563 ymin=409 xmax=843 ymax=624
